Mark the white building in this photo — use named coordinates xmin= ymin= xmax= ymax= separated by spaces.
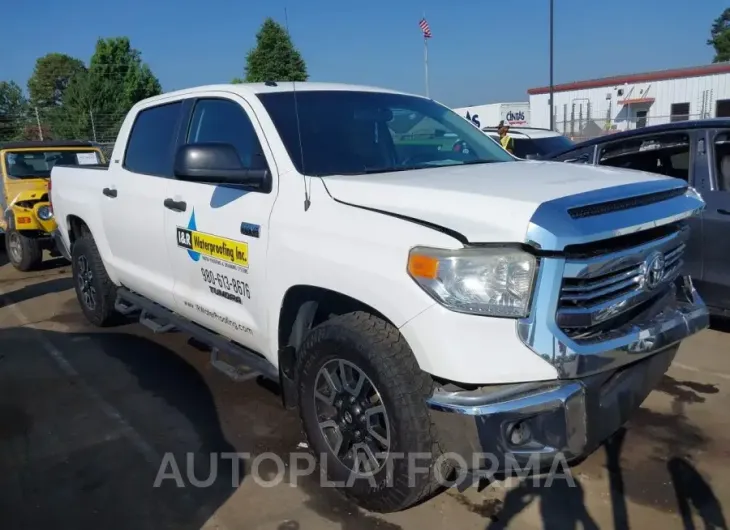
xmin=528 ymin=63 xmax=730 ymax=139
xmin=453 ymin=102 xmax=530 ymax=129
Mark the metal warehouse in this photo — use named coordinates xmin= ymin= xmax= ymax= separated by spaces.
xmin=528 ymin=63 xmax=730 ymax=140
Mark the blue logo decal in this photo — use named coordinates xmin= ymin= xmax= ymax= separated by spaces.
xmin=186 ymin=209 xmax=200 ymax=261
xmin=240 ymin=222 xmax=261 ymax=238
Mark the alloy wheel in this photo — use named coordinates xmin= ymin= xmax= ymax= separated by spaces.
xmin=313 ymin=359 xmax=391 ymax=476
xmin=76 ymin=255 xmax=97 ymax=310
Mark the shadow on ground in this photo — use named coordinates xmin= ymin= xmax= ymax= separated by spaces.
xmin=0 ymin=276 xmax=74 ymax=309
xmin=0 ymin=327 xmax=242 ymax=530
xmin=0 ymin=325 xmax=408 ymax=530
xmin=710 ymin=315 xmax=730 ymax=334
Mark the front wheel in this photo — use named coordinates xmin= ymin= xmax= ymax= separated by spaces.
xmin=5 ymin=230 xmax=43 ymax=271
xmin=296 ymin=311 xmax=442 ymax=513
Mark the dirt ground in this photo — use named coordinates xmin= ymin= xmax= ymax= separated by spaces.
xmin=1 ymin=250 xmax=729 ymax=530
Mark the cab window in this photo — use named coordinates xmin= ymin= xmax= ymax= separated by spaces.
xmin=186 ymin=98 xmax=267 ymax=171
xmin=598 ymin=133 xmax=691 ymax=181
xmin=123 ymin=101 xmax=183 ymax=177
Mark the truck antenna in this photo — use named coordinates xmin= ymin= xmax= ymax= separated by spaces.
xmin=284 ymin=7 xmax=311 ymax=211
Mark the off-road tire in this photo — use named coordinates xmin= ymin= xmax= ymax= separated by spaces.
xmin=71 ymin=232 xmax=118 ymax=327
xmin=297 ymin=311 xmax=442 ymax=513
xmin=5 ymin=230 xmax=43 ymax=271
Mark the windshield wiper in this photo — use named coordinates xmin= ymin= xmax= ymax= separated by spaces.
xmin=357 ymin=159 xmax=503 ymax=175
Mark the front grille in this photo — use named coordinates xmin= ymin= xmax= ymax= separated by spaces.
xmin=556 ymin=226 xmax=688 ymax=339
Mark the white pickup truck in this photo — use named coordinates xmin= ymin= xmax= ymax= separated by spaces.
xmin=50 ymin=82 xmax=708 ymax=512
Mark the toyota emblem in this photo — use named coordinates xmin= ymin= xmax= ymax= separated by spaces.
xmin=643 ymin=252 xmax=666 ymax=291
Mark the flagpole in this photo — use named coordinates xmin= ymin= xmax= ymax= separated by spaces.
xmin=423 ymin=11 xmax=430 ymax=98
xmin=424 ymin=36 xmax=430 ymax=98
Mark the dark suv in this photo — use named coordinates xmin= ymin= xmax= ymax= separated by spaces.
xmin=545 ymin=119 xmax=730 ymax=316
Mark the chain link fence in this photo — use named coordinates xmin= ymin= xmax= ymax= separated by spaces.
xmin=0 ymin=107 xmax=120 ymax=148
xmin=553 ymin=111 xmax=709 ymax=143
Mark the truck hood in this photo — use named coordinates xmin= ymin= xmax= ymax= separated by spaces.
xmin=321 ymin=161 xmax=676 ymax=244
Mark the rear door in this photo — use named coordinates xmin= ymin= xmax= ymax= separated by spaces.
xmin=697 ymin=129 xmax=730 ymax=310
xmin=101 ymin=100 xmax=184 ymax=309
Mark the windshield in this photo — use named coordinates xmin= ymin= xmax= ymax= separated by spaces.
xmin=513 ymin=136 xmax=574 ymax=158
xmin=257 ymin=91 xmax=514 ymax=176
xmin=3 ymin=149 xmax=101 ymax=179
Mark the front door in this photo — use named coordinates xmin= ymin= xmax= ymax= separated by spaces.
xmin=698 ymin=130 xmax=730 ymax=309
xmin=165 ymin=94 xmax=278 ymax=354
xmin=101 ymin=100 xmax=184 ymax=309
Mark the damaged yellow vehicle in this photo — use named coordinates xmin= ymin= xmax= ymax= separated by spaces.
xmin=0 ymin=141 xmax=105 ymax=271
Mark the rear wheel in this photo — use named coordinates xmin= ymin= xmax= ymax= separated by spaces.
xmin=296 ymin=311 xmax=442 ymax=513
xmin=5 ymin=230 xmax=43 ymax=271
xmin=71 ymin=232 xmax=119 ymax=326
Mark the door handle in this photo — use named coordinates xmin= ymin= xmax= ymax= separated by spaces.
xmin=718 ymin=209 xmax=730 ymax=216
xmin=102 ymin=187 xmax=117 ymax=198
xmin=164 ymin=198 xmax=187 ymax=212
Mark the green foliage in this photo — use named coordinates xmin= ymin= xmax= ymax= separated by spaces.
xmin=44 ymin=37 xmax=162 ymax=141
xmin=708 ymin=8 xmax=730 ymax=63
xmin=244 ymin=18 xmax=308 ymax=83
xmin=0 ymin=81 xmax=28 ymax=141
xmin=27 ymin=53 xmax=86 ymax=107
xmin=231 ymin=77 xmax=244 ymax=84
xmin=3 ymin=36 xmax=162 ymax=143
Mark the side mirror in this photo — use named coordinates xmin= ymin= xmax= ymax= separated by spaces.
xmin=173 ymin=143 xmax=270 ymax=189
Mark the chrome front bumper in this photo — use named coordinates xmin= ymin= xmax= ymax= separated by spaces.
xmin=426 ymin=276 xmax=707 ymax=472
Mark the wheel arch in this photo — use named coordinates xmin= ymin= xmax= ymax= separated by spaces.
xmin=276 ymin=284 xmax=402 ymax=407
xmin=66 ymin=214 xmax=92 ymax=246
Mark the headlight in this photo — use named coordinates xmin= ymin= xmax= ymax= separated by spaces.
xmin=37 ymin=205 xmax=53 ymax=221
xmin=407 ymin=246 xmax=537 ymax=317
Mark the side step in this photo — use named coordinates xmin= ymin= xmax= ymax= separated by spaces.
xmin=114 ymin=289 xmax=278 ymax=382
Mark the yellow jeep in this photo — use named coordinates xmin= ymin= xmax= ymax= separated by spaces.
xmin=0 ymin=141 xmax=105 ymax=271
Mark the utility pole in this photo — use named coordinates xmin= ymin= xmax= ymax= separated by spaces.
xmin=90 ymin=109 xmax=98 ymax=142
xmin=549 ymin=0 xmax=555 ymax=130
xmin=34 ymin=107 xmax=43 ymax=141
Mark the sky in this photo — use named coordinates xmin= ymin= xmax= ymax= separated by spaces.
xmin=1 ymin=0 xmax=726 ymax=108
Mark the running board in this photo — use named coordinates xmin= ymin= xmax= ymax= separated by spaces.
xmin=139 ymin=310 xmax=176 ymax=334
xmin=114 ymin=289 xmax=278 ymax=382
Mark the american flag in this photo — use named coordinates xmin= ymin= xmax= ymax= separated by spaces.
xmin=419 ymin=18 xmax=432 ymax=39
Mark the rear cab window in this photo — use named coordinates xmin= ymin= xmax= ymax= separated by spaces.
xmin=598 ymin=132 xmax=692 ymax=182
xmin=123 ymin=101 xmax=183 ymax=177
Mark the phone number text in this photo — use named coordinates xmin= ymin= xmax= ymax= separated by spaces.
xmin=201 ymin=268 xmax=251 ymax=299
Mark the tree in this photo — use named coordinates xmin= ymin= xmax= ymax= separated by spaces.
xmin=56 ymin=37 xmax=162 ymax=141
xmin=0 ymin=81 xmax=28 ymax=141
xmin=27 ymin=53 xmax=86 ymax=107
xmin=244 ymin=18 xmax=308 ymax=83
xmin=708 ymin=8 xmax=730 ymax=63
